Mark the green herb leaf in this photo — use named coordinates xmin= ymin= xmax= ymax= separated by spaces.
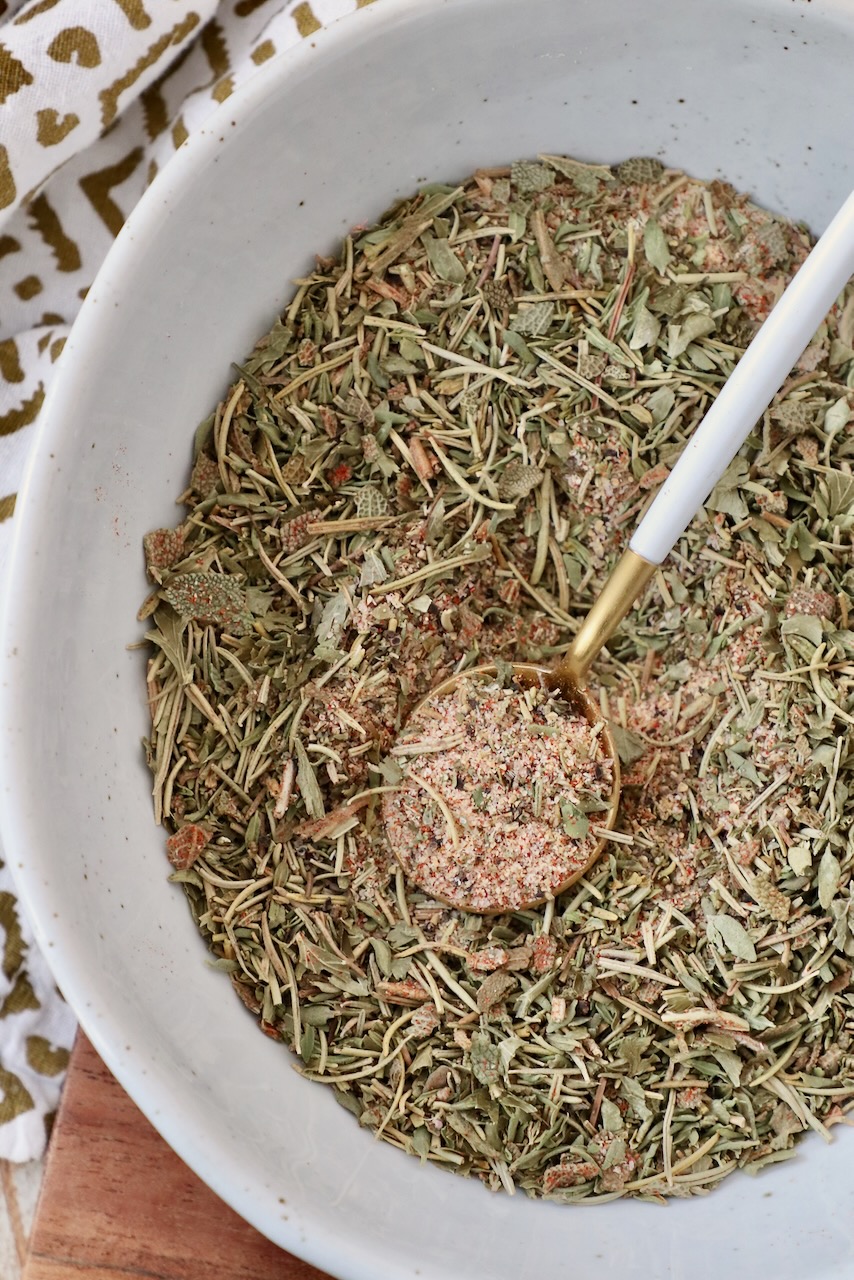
xmin=600 ymin=1098 xmax=624 ymax=1132
xmin=708 ymin=457 xmax=750 ymax=521
xmin=560 ymin=800 xmax=590 ymax=839
xmin=411 ymin=1124 xmax=431 ymax=1160
xmin=619 ymin=1076 xmax=652 ymax=1121
xmin=823 ymin=466 xmax=854 ymax=517
xmin=787 ymin=844 xmax=812 ymax=876
xmin=162 ymin=571 xmax=247 ymax=628
xmin=371 ymin=937 xmax=394 ymax=977
xmin=643 ymin=218 xmax=671 ymax=273
xmin=295 ymin=739 xmax=325 ymax=820
xmin=708 ymin=913 xmax=757 ymax=962
xmin=376 ymin=757 xmax=404 ymax=786
xmin=724 ymin=748 xmax=763 ymax=787
xmin=509 ymin=300 xmax=555 ymax=337
xmin=511 ymin=161 xmax=553 ymax=194
xmin=501 ymin=328 xmax=537 ymax=363
xmin=781 ymin=614 xmax=823 ymax=648
xmin=818 ymin=849 xmax=842 ymax=910
xmin=824 ymin=396 xmax=851 ymax=439
xmin=315 ymin=589 xmax=351 ymax=650
xmin=507 ymin=209 xmax=527 ymax=241
xmin=629 ymin=302 xmax=661 ymax=350
xmin=645 ymin=384 xmax=675 ymax=424
xmin=608 ymin=724 xmax=647 ymax=766
xmin=541 ymin=154 xmax=609 ymax=194
xmin=667 ymin=312 xmax=716 ymax=359
xmin=360 ymin=548 xmax=389 ymax=587
xmin=601 ymin=1136 xmax=627 ymax=1169
xmin=470 ymin=1030 xmax=502 ymax=1085
xmin=711 ymin=1047 xmax=743 ymax=1086
xmin=422 ymin=233 xmax=466 ymax=284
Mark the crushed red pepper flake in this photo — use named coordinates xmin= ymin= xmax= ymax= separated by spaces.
xmin=327 ymin=462 xmax=352 ymax=488
xmin=166 ymin=823 xmax=208 ymax=870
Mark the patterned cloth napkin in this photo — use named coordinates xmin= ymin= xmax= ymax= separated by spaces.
xmin=0 ymin=0 xmax=360 ymax=1162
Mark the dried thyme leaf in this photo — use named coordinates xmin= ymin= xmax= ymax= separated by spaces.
xmin=445 ymin=1111 xmax=502 ymax=1159
xmin=724 ymin=749 xmax=763 ymax=787
xmin=501 ymin=329 xmax=536 ymax=364
xmin=712 ymin=1048 xmax=743 ymax=1087
xmin=360 ymin=549 xmax=388 ymax=587
xmin=315 ymin=589 xmax=351 ymax=650
xmin=708 ymin=913 xmax=757 ymax=962
xmin=818 ymin=849 xmax=842 ymax=910
xmin=667 ymin=312 xmax=716 ymax=359
xmin=787 ymin=844 xmax=812 ymax=876
xmin=295 ymin=739 xmax=325 ymax=820
xmin=643 ymin=218 xmax=671 ymax=273
xmin=708 ymin=458 xmax=751 ymax=520
xmin=609 ymin=724 xmax=646 ymax=766
xmin=645 ymin=385 xmax=675 ymax=423
xmin=781 ymin=615 xmax=822 ymax=656
xmin=376 ymin=757 xmax=403 ymax=786
xmin=629 ymin=303 xmax=661 ymax=351
xmin=600 ymin=1098 xmax=624 ymax=1133
xmin=620 ymin=1077 xmax=651 ymax=1122
xmin=823 ymin=467 xmax=854 ymax=517
xmin=422 ymin=233 xmax=467 ymax=284
xmin=560 ymin=800 xmax=589 ymax=840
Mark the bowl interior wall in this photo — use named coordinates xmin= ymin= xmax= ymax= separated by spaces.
xmin=3 ymin=1 xmax=854 ymax=1277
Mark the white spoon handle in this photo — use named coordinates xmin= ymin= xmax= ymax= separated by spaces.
xmin=630 ymin=187 xmax=854 ymax=566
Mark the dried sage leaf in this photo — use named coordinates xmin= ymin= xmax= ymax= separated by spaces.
xmin=509 ymin=300 xmax=555 ymax=337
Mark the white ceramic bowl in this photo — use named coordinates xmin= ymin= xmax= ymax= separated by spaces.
xmin=3 ymin=1 xmax=854 ymax=1276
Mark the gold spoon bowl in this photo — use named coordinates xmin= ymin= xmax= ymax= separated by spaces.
xmin=383 ymin=548 xmax=656 ymax=913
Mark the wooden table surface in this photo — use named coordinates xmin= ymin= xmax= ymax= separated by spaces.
xmin=23 ymin=1033 xmax=331 ymax=1280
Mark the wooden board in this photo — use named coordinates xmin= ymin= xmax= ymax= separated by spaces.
xmin=23 ymin=1033 xmax=332 ymax=1280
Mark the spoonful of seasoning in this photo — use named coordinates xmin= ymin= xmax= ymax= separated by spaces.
xmin=383 ymin=185 xmax=854 ymax=914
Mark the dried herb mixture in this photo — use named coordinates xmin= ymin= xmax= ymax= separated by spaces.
xmin=141 ymin=154 xmax=854 ymax=1202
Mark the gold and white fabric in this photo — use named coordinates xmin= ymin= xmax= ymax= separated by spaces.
xmin=0 ymin=0 xmax=359 ymax=1163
